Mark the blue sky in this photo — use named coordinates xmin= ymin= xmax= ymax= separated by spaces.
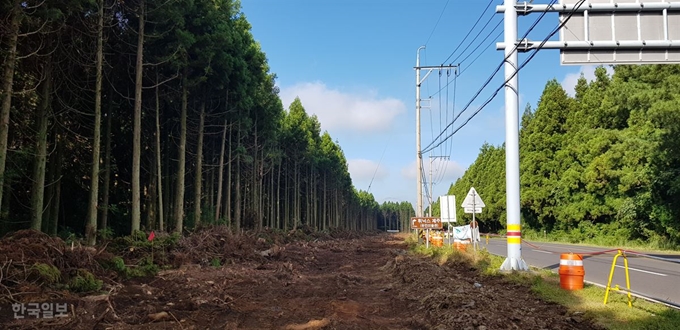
xmin=240 ymin=0 xmax=608 ymax=209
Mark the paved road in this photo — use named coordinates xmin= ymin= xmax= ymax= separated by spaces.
xmin=445 ymin=237 xmax=680 ymax=307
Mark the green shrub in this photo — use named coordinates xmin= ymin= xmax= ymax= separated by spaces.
xmin=69 ymin=270 xmax=102 ymax=293
xmin=31 ymin=263 xmax=61 ymax=284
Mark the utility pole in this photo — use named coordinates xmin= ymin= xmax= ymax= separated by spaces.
xmin=415 ymin=46 xmax=457 ymax=218
xmin=499 ymin=0 xmax=528 ymax=271
xmin=428 ymin=155 xmax=449 ymax=217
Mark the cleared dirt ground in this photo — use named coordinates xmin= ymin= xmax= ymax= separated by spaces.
xmin=0 ymin=231 xmax=599 ymax=329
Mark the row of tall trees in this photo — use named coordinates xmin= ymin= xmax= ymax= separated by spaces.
xmin=439 ymin=65 xmax=680 ymax=245
xmin=0 ymin=0 xmax=386 ymax=243
xmin=378 ymin=201 xmax=414 ymax=232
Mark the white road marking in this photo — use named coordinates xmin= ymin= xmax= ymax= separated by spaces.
xmin=616 ymin=265 xmax=668 ymax=277
xmin=532 ymin=249 xmax=553 ymax=254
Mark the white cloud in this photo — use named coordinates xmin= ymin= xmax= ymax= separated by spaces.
xmin=561 ymin=65 xmax=615 ymax=97
xmin=348 ymin=159 xmax=389 ymax=182
xmin=400 ymin=158 xmax=465 ymax=182
xmin=279 ymin=81 xmax=406 ymax=133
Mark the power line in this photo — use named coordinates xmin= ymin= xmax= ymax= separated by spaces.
xmin=422 ymin=0 xmax=558 ymax=153
xmin=450 ymin=9 xmax=502 ymax=65
xmin=427 ymin=18 xmax=502 ymax=102
xmin=367 ymin=128 xmax=396 ymax=193
xmin=442 ymin=0 xmax=496 ymax=64
xmin=458 ymin=19 xmax=503 ymax=67
xmin=423 ymin=0 xmax=586 ymax=154
xmin=425 ymin=0 xmax=450 ymax=46
xmin=459 ymin=29 xmax=504 ymax=75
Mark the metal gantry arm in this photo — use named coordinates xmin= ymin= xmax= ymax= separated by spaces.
xmin=498 ymin=40 xmax=680 ymax=51
xmin=496 ymin=1 xmax=680 ymax=15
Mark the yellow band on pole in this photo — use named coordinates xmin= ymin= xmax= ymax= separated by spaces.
xmin=508 ymin=237 xmax=521 ymax=244
xmin=507 ymin=224 xmax=521 ymax=231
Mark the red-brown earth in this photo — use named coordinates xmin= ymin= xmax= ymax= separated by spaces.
xmin=0 ymin=229 xmax=600 ymax=329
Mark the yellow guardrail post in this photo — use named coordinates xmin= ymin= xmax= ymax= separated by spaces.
xmin=486 ymin=234 xmax=489 ymax=245
xmin=604 ymin=249 xmax=632 ymax=307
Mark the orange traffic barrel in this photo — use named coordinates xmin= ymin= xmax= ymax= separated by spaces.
xmin=559 ymin=253 xmax=585 ymax=290
xmin=453 ymin=239 xmax=468 ymax=252
xmin=431 ymin=236 xmax=443 ymax=247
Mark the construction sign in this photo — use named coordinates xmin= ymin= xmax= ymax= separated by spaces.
xmin=410 ymin=217 xmax=443 ymax=230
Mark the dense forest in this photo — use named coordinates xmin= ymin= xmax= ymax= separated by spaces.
xmin=433 ymin=65 xmax=680 ymax=247
xmin=0 ymin=0 xmax=414 ymax=243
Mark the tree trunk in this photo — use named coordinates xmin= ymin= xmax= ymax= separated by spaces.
xmin=0 ymin=2 xmax=21 ymax=216
xmin=163 ymin=127 xmax=171 ymax=228
xmin=174 ymin=71 xmax=188 ymax=234
xmin=269 ymin=162 xmax=274 ymax=228
xmin=234 ymin=126 xmax=241 ymax=231
xmin=154 ymin=72 xmax=164 ymax=231
xmin=251 ymin=127 xmax=258 ymax=229
xmin=147 ymin=179 xmax=156 ymax=230
xmin=284 ymin=165 xmax=289 ymax=230
xmin=1 ymin=178 xmax=11 ymax=233
xmin=323 ymin=173 xmax=327 ymax=231
xmin=30 ymin=56 xmax=52 ymax=231
xmin=193 ymin=100 xmax=205 ymax=226
xmin=259 ymin=148 xmax=264 ymax=229
xmin=225 ymin=129 xmax=232 ymax=224
xmin=215 ymin=118 xmax=227 ymax=223
xmin=276 ymin=161 xmax=281 ymax=229
xmin=50 ymin=133 xmax=63 ymax=236
xmin=131 ymin=0 xmax=145 ymax=233
xmin=100 ymin=104 xmax=112 ymax=231
xmin=207 ymin=156 xmax=214 ymax=221
xmin=86 ymin=0 xmax=105 ymax=244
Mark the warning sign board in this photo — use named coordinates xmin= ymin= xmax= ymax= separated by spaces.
xmin=410 ymin=217 xmax=443 ymax=230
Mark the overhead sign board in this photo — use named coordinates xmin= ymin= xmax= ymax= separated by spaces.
xmin=461 ymin=187 xmax=485 ymax=208
xmin=439 ymin=195 xmax=457 ymax=223
xmin=410 ymin=217 xmax=443 ymax=230
xmin=560 ymin=0 xmax=680 ymax=65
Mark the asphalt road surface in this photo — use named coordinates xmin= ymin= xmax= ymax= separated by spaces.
xmin=445 ymin=237 xmax=680 ymax=307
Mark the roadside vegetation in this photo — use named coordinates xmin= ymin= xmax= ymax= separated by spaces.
xmin=406 ymin=234 xmax=680 ymax=330
xmin=429 ymin=65 xmax=680 ymax=251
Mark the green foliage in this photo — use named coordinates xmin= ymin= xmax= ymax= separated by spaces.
xmin=68 ymin=269 xmax=103 ymax=293
xmin=97 ymin=227 xmax=115 ymax=241
xmin=210 ymin=257 xmax=221 ymax=268
xmin=125 ymin=257 xmax=159 ymax=278
xmin=379 ymin=201 xmax=415 ymax=231
xmin=0 ymin=0 xmax=410 ymax=238
xmin=100 ymin=256 xmax=127 ymax=274
xmin=30 ymin=263 xmax=61 ymax=285
xmin=447 ymin=65 xmax=680 ymax=247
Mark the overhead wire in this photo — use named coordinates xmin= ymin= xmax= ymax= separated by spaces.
xmin=449 ymin=5 xmax=503 ymax=65
xmin=442 ymin=0 xmax=497 ymax=64
xmin=435 ymin=71 xmax=455 ymax=186
xmin=459 ymin=29 xmax=504 ymax=76
xmin=433 ymin=68 xmax=451 ymax=186
xmin=422 ymin=0 xmax=559 ymax=153
xmin=458 ymin=18 xmax=503 ymax=67
xmin=423 ymin=0 xmax=586 ymax=154
xmin=424 ymin=0 xmax=451 ymax=46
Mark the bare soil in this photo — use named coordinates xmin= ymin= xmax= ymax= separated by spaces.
xmin=0 ymin=231 xmax=600 ymax=329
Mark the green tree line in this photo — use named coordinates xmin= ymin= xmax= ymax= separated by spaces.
xmin=436 ymin=65 xmax=680 ymax=247
xmin=0 ymin=0 xmax=396 ymax=243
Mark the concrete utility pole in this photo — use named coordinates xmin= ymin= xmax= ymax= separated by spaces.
xmin=416 ymin=46 xmax=424 ymax=218
xmin=428 ymin=155 xmax=450 ymax=217
xmin=499 ymin=0 xmax=528 ymax=271
xmin=415 ymin=46 xmax=456 ymax=218
xmin=495 ymin=0 xmax=680 ymax=272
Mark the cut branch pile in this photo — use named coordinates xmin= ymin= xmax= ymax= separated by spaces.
xmin=0 ymin=230 xmax=119 ymax=304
